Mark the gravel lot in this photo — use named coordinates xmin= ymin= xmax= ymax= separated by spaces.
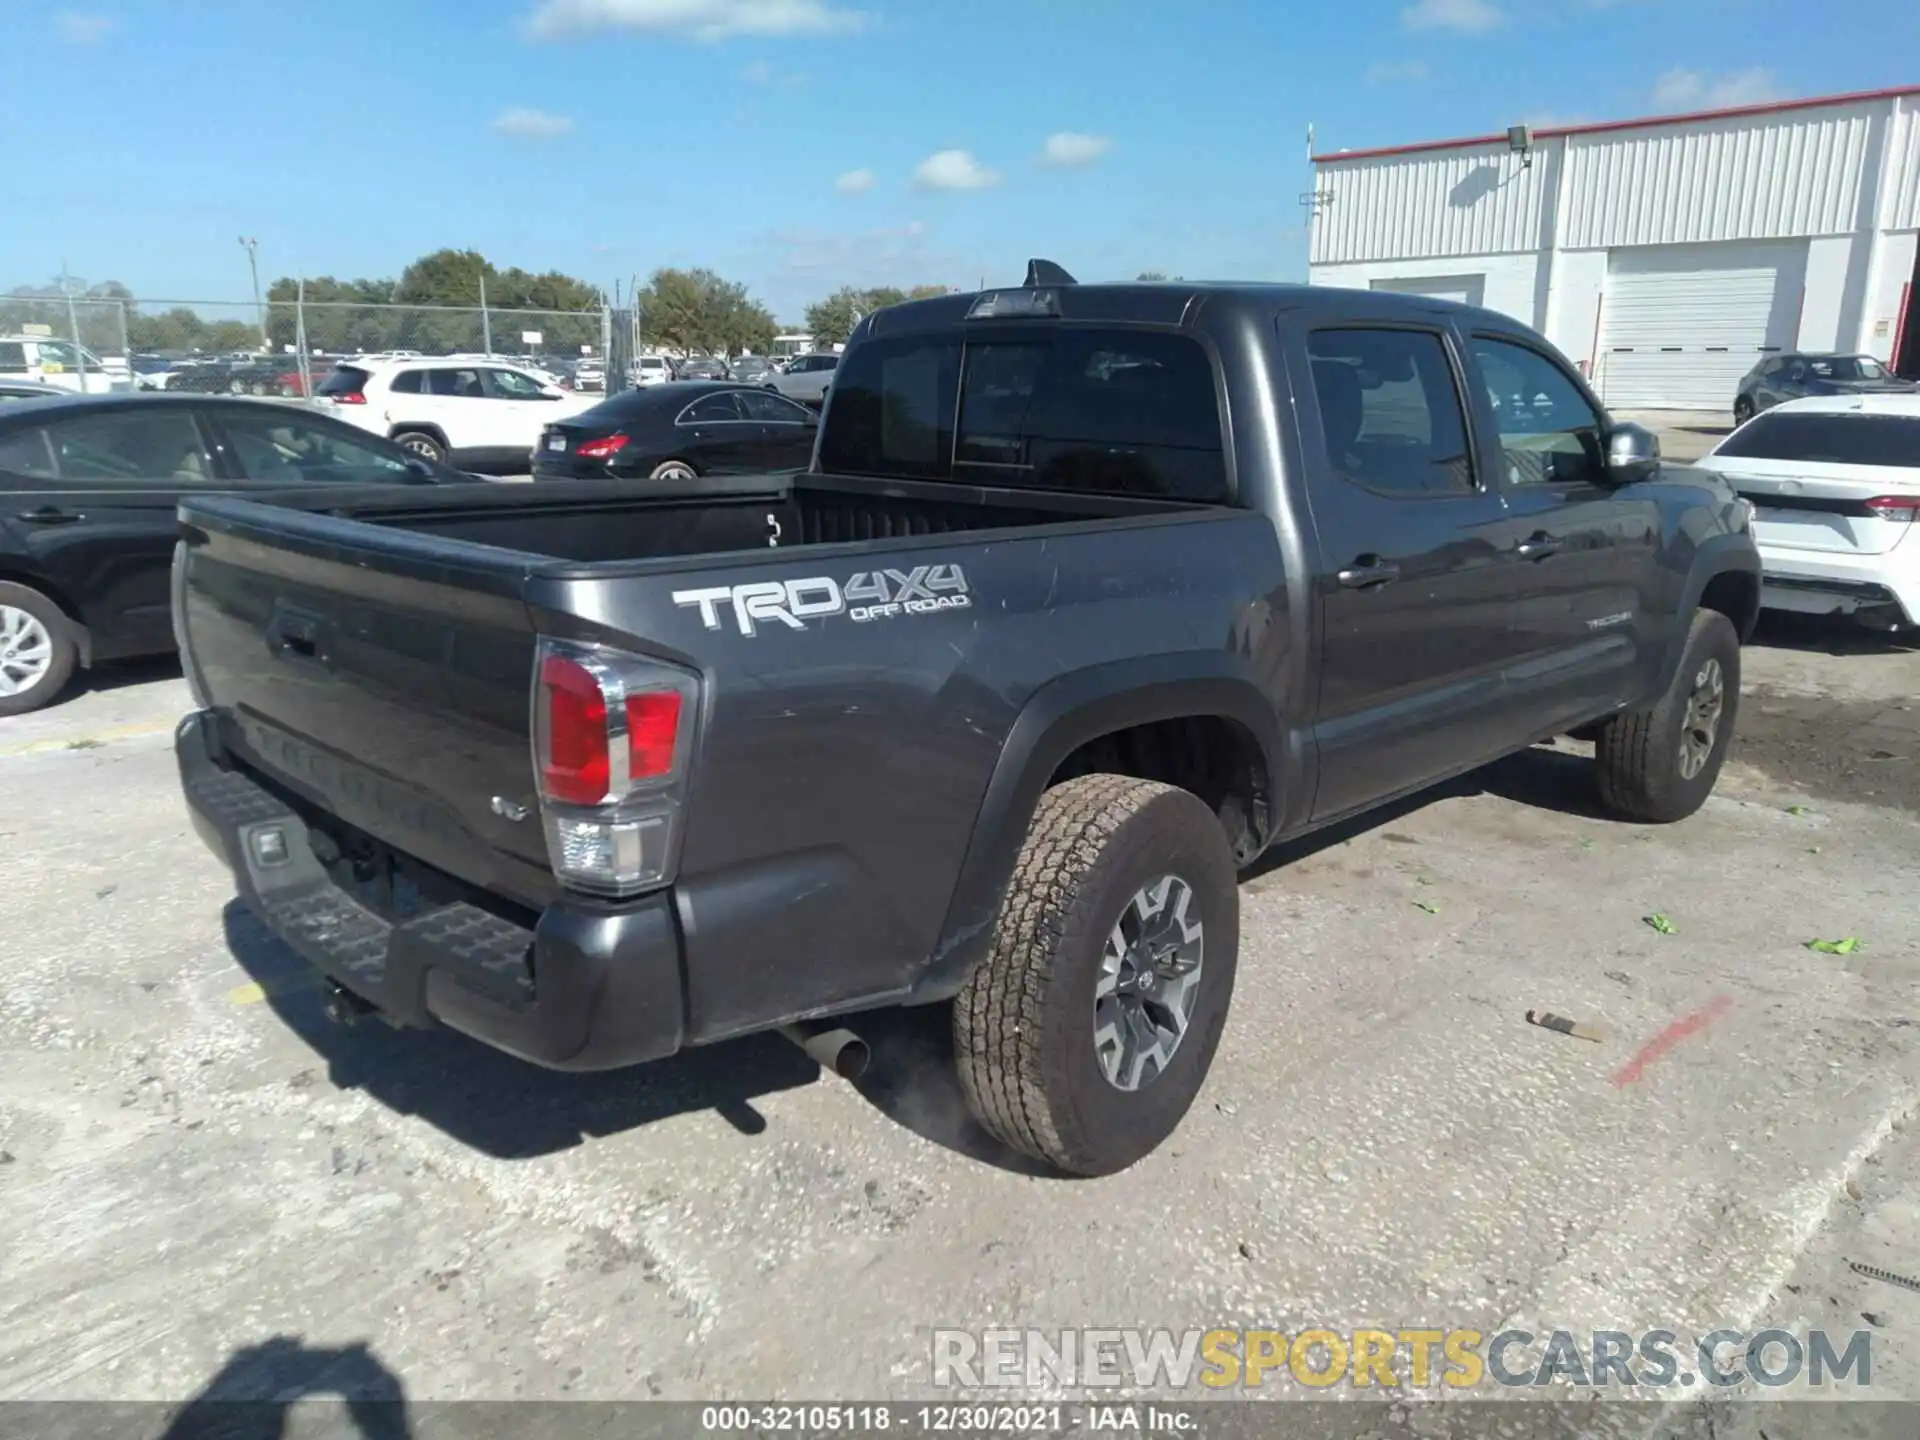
xmin=2 ymin=619 xmax=1916 ymax=1423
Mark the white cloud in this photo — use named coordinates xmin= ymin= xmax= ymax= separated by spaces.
xmin=1364 ymin=59 xmax=1432 ymax=85
xmin=526 ymin=0 xmax=867 ymax=41
xmin=1401 ymin=0 xmax=1501 ymax=32
xmin=834 ymin=168 xmax=877 ymax=194
xmin=1649 ymin=66 xmax=1780 ymax=112
xmin=911 ymin=149 xmax=1000 ymax=191
xmin=54 ymin=11 xmax=114 ymax=42
xmin=1034 ymin=131 xmax=1113 ymax=168
xmin=490 ymin=107 xmax=575 ymax=138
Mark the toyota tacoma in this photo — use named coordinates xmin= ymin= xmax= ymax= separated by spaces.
xmin=173 ymin=264 xmax=1760 ymax=1175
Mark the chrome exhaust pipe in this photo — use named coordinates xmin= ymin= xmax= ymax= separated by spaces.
xmin=778 ymin=1021 xmax=870 ymax=1080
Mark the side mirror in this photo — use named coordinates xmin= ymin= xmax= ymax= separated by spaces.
xmin=1605 ymin=421 xmax=1660 ymax=485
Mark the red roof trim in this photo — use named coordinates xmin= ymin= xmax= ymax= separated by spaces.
xmin=1311 ymin=84 xmax=1920 ymax=164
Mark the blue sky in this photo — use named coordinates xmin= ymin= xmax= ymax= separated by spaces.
xmin=3 ymin=0 xmax=1915 ymax=323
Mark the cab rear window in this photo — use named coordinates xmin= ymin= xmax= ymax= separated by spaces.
xmin=818 ymin=326 xmax=1227 ymax=501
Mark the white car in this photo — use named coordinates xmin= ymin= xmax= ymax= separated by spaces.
xmin=629 ymin=355 xmax=674 ymax=387
xmin=1692 ymin=392 xmax=1920 ymax=631
xmin=314 ymin=357 xmax=599 ymax=469
xmin=0 ymin=335 xmax=132 ymax=394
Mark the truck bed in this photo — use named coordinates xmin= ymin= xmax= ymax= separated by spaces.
xmin=338 ymin=471 xmax=1196 ymax=569
xmin=176 ymin=462 xmax=1279 ymax=1061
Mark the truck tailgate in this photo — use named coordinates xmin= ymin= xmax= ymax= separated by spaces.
xmin=176 ymin=496 xmax=558 ymax=910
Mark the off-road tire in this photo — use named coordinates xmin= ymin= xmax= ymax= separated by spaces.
xmin=953 ymin=774 xmax=1239 ymax=1176
xmin=0 ymin=582 xmax=79 ymax=717
xmin=1595 ymin=608 xmax=1741 ymax=823
xmin=392 ymin=431 xmax=447 ymax=464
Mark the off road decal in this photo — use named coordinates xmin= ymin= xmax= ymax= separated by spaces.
xmin=673 ymin=564 xmax=972 ymax=636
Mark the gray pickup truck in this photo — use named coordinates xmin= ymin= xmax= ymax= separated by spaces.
xmin=173 ymin=264 xmax=1760 ymax=1175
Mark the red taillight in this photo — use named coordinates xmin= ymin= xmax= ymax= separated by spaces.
xmin=536 ymin=650 xmax=687 ymax=803
xmin=538 ymin=654 xmax=610 ymax=804
xmin=575 ymin=433 xmax=629 ymax=460
xmin=1863 ymin=496 xmax=1920 ymax=522
xmin=626 ymin=691 xmax=682 ymax=779
xmin=330 ymin=391 xmax=367 ymax=405
xmin=532 ymin=640 xmax=698 ymax=897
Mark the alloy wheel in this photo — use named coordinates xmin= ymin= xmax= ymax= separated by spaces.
xmin=1093 ymin=874 xmax=1205 ymax=1092
xmin=1678 ymin=657 xmax=1725 ymax=779
xmin=0 ymin=606 xmax=54 ymax=698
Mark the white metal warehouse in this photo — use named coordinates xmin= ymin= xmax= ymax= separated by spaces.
xmin=1307 ymin=85 xmax=1920 ymax=410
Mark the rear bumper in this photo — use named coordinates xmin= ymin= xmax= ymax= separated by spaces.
xmin=1756 ymin=544 xmax=1918 ymax=627
xmin=177 ymin=710 xmax=686 ymax=1071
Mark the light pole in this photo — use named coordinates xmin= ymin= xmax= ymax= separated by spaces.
xmin=238 ymin=236 xmax=266 ymax=349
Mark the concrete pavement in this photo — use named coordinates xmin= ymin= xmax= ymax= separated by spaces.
xmin=1 ymin=629 xmax=1915 ymax=1415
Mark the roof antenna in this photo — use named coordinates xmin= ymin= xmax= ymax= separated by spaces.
xmin=1024 ymin=258 xmax=1077 ymax=287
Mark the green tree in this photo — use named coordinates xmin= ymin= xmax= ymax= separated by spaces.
xmin=634 ymin=268 xmax=777 ymax=356
xmin=803 ymin=285 xmax=944 ymax=347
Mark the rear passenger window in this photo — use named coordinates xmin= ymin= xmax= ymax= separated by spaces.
xmin=1308 ymin=329 xmax=1475 ymax=497
xmin=426 ymin=368 xmax=484 ymax=398
xmin=680 ymin=392 xmax=744 ymax=424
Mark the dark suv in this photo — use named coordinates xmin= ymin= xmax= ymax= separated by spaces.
xmin=1734 ymin=352 xmax=1915 ymax=422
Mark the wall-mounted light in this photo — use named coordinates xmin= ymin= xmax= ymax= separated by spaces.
xmin=1507 ymin=124 xmax=1535 ymax=169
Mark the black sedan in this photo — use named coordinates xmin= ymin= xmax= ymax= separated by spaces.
xmin=1734 ymin=352 xmax=1915 ymax=422
xmin=0 ymin=393 xmax=476 ymax=715
xmin=532 ymin=382 xmax=818 ymax=482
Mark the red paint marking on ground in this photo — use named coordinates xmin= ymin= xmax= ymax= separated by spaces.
xmin=1611 ymin=994 xmax=1735 ymax=1087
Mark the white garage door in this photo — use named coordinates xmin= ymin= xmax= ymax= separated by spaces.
xmin=1369 ymin=274 xmax=1485 ymax=307
xmin=1597 ymin=241 xmax=1806 ymax=410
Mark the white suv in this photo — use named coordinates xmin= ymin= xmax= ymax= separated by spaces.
xmin=315 ymin=357 xmax=599 ymax=468
xmin=629 ymin=354 xmax=674 ymax=387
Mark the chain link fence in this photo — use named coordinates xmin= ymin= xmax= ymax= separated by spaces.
xmin=1 ymin=292 xmax=612 ymax=396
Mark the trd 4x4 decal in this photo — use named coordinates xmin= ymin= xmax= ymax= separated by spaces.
xmin=673 ymin=564 xmax=971 ymax=636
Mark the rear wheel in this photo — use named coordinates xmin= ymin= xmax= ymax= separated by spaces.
xmin=1733 ymin=394 xmax=1755 ymax=425
xmin=953 ymin=775 xmax=1239 ymax=1176
xmin=0 ymin=583 xmax=79 ymax=716
xmin=392 ymin=431 xmax=447 ymax=464
xmin=1594 ymin=608 xmax=1740 ymax=822
xmin=649 ymin=459 xmax=698 ymax=481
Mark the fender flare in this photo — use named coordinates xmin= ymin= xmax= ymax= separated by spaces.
xmin=1659 ymin=534 xmax=1762 ymax=689
xmin=909 ymin=651 xmax=1283 ymax=1002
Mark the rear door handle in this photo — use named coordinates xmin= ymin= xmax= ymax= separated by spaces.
xmin=1515 ymin=532 xmax=1564 ymax=561
xmin=16 ymin=506 xmax=83 ymax=526
xmin=1336 ymin=556 xmax=1401 ymax=589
